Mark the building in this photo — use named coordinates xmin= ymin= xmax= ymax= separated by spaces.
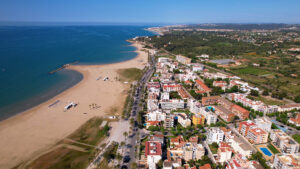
xmin=207 ymin=127 xmax=224 ymax=144
xmin=182 ymin=143 xmax=205 ymax=161
xmin=231 ymin=104 xmax=249 ymax=120
xmin=239 ymin=121 xmax=268 ymax=144
xmin=160 ymin=99 xmax=185 ymax=110
xmin=195 ymin=80 xmax=211 ymax=93
xmin=273 ymin=153 xmax=300 ymax=169
xmin=176 ymin=55 xmax=191 ymax=64
xmin=254 ymin=117 xmax=272 ymax=132
xmin=192 ymin=114 xmax=205 ymax=126
xmin=202 ymin=96 xmax=220 ymax=106
xmin=177 ymin=113 xmax=191 ymax=127
xmin=247 ymin=127 xmax=268 ymax=144
xmin=201 ymin=109 xmax=218 ymax=125
xmin=270 ymin=129 xmax=299 ymax=154
xmin=213 ymin=81 xmax=228 ymax=90
xmin=145 ymin=141 xmax=162 ymax=169
xmin=238 ymin=121 xmax=256 ymax=137
xmin=289 ymin=113 xmax=300 ymax=126
xmin=278 ymin=104 xmax=300 ymax=112
xmin=214 ymin=105 xmax=235 ymax=122
xmin=217 ymin=142 xmax=233 ymax=163
xmin=199 ymin=164 xmax=212 ymax=169
xmin=231 ymin=136 xmax=253 ymax=157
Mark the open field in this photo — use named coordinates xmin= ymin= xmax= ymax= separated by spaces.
xmin=117 ymin=68 xmax=143 ymax=82
xmin=23 ymin=117 xmax=108 ymax=169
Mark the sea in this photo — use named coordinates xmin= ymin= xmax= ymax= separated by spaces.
xmin=0 ymin=25 xmax=154 ymax=120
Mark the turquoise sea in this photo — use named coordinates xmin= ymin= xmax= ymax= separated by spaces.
xmin=0 ymin=25 xmax=154 ymax=120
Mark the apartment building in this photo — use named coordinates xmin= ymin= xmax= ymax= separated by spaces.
xmin=145 ymin=141 xmax=162 ymax=169
xmin=201 ymin=96 xmax=220 ymax=106
xmin=195 ymin=80 xmax=211 ymax=93
xmin=217 ymin=142 xmax=233 ymax=163
xmin=192 ymin=114 xmax=205 ymax=126
xmin=239 ymin=121 xmax=268 ymax=144
xmin=231 ymin=136 xmax=253 ymax=157
xmin=160 ymin=99 xmax=185 ymax=110
xmin=270 ymin=129 xmax=299 ymax=154
xmin=207 ymin=127 xmax=224 ymax=144
xmin=254 ymin=117 xmax=272 ymax=132
xmin=273 ymin=153 xmax=300 ymax=169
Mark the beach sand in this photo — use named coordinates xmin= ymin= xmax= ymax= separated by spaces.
xmin=0 ymin=42 xmax=147 ymax=169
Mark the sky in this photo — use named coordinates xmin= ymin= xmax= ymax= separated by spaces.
xmin=0 ymin=0 xmax=300 ymax=24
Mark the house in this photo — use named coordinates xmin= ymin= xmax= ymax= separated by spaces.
xmin=270 ymin=129 xmax=299 ymax=154
xmin=213 ymin=81 xmax=228 ymax=90
xmin=162 ymin=83 xmax=181 ymax=92
xmin=217 ymin=142 xmax=233 ymax=163
xmin=146 ymin=121 xmax=160 ymax=129
xmin=289 ymin=113 xmax=300 ymax=126
xmin=207 ymin=127 xmax=224 ymax=144
xmin=176 ymin=55 xmax=191 ymax=64
xmin=177 ymin=113 xmax=191 ymax=127
xmin=145 ymin=141 xmax=162 ymax=169
xmin=195 ymin=80 xmax=211 ymax=93
xmin=226 ymin=153 xmax=251 ymax=169
xmin=273 ymin=153 xmax=300 ymax=169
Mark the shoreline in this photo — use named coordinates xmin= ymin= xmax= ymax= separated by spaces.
xmin=0 ymin=41 xmax=148 ymax=169
xmin=0 ymin=41 xmax=138 ymax=121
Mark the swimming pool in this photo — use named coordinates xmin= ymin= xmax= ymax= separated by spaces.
xmin=260 ymin=147 xmax=272 ymax=157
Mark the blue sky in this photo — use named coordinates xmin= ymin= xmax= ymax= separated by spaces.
xmin=0 ymin=0 xmax=300 ymax=24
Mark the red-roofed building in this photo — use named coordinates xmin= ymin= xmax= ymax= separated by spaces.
xmin=247 ymin=127 xmax=268 ymax=144
xmin=213 ymin=81 xmax=228 ymax=90
xmin=162 ymin=83 xmax=181 ymax=92
xmin=231 ymin=105 xmax=249 ymax=120
xmin=238 ymin=121 xmax=256 ymax=137
xmin=202 ymin=96 xmax=220 ymax=105
xmin=199 ymin=163 xmax=211 ymax=169
xmin=145 ymin=141 xmax=162 ymax=169
xmin=289 ymin=113 xmax=300 ymax=126
xmin=146 ymin=120 xmax=160 ymax=129
xmin=170 ymin=136 xmax=185 ymax=148
xmin=217 ymin=142 xmax=233 ymax=163
xmin=195 ymin=80 xmax=211 ymax=93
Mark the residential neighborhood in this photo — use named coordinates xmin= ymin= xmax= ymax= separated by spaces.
xmin=130 ymin=48 xmax=300 ymax=169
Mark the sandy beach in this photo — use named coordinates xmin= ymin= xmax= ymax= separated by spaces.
xmin=0 ymin=42 xmax=148 ymax=169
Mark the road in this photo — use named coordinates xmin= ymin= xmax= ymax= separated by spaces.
xmin=121 ymin=52 xmax=156 ymax=168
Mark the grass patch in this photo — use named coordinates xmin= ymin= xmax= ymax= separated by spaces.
xmin=232 ymin=67 xmax=270 ymax=76
xmin=26 ymin=117 xmax=109 ymax=169
xmin=117 ymin=68 xmax=143 ymax=82
xmin=69 ymin=117 xmax=109 ymax=145
xmin=267 ymin=144 xmax=280 ymax=154
xmin=292 ymin=135 xmax=300 ymax=144
xmin=28 ymin=147 xmax=93 ymax=169
xmin=208 ymin=143 xmax=218 ymax=154
xmin=254 ymin=96 xmax=286 ymax=106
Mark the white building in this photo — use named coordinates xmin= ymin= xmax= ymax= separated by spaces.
xmin=200 ymin=107 xmax=217 ymax=125
xmin=254 ymin=117 xmax=272 ymax=132
xmin=207 ymin=127 xmax=224 ymax=144
xmin=161 ymin=92 xmax=170 ymax=100
xmin=230 ymin=136 xmax=253 ymax=157
xmin=146 ymin=110 xmax=166 ymax=122
xmin=273 ymin=153 xmax=300 ymax=169
xmin=177 ymin=113 xmax=191 ymax=128
xmin=160 ymin=99 xmax=185 ymax=110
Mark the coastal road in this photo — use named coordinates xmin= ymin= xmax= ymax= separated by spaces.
xmin=122 ymin=53 xmax=156 ymax=168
